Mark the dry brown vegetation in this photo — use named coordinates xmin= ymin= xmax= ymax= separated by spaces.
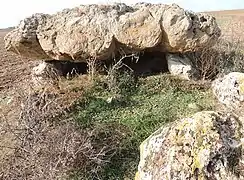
xmin=0 ymin=31 xmax=33 ymax=170
xmin=0 ymin=9 xmax=244 ymax=179
xmin=0 ymin=30 xmax=99 ymax=179
xmin=208 ymin=9 xmax=244 ymax=43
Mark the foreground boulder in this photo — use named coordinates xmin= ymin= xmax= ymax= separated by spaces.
xmin=5 ymin=3 xmax=221 ymax=61
xmin=136 ymin=111 xmax=244 ymax=180
xmin=212 ymin=72 xmax=244 ymax=109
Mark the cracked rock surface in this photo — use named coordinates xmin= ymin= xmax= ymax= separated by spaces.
xmin=5 ymin=3 xmax=221 ymax=61
xmin=136 ymin=111 xmax=244 ymax=180
xmin=212 ymin=72 xmax=244 ymax=109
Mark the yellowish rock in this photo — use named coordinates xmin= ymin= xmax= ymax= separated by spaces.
xmin=136 ymin=111 xmax=244 ymax=180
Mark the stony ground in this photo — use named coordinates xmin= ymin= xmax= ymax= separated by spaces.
xmin=0 ymin=9 xmax=243 ymax=179
xmin=0 ymin=31 xmax=35 ymax=90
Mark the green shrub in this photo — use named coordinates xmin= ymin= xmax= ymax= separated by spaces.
xmin=71 ymin=73 xmax=215 ymax=179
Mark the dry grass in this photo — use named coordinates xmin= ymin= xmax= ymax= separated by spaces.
xmin=0 ymin=30 xmax=100 ymax=179
xmin=0 ymin=89 xmax=127 ymax=180
xmin=187 ymin=37 xmax=244 ymax=80
xmin=0 ymin=72 xmax=127 ymax=179
xmin=207 ymin=9 xmax=244 ymax=44
xmin=0 ymin=29 xmax=33 ymax=170
xmin=0 ymin=9 xmax=243 ymax=179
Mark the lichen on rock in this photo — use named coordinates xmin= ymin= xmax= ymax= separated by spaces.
xmin=136 ymin=111 xmax=244 ymax=180
xmin=212 ymin=72 xmax=244 ymax=109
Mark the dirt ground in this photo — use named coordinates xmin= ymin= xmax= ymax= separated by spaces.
xmin=0 ymin=30 xmax=89 ymax=166
xmin=208 ymin=10 xmax=244 ymax=42
xmin=0 ymin=8 xmax=244 ymax=175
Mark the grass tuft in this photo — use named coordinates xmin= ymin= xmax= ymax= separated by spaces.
xmin=71 ymin=73 xmax=215 ymax=179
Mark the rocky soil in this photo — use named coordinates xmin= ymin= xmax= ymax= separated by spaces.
xmin=0 ymin=31 xmax=34 ymax=90
xmin=1 ymin=6 xmax=244 ymax=180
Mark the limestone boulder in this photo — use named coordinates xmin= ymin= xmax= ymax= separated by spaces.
xmin=136 ymin=111 xmax=244 ymax=180
xmin=4 ymin=14 xmax=50 ymax=59
xmin=5 ymin=3 xmax=221 ymax=61
xmin=167 ymin=53 xmax=199 ymax=80
xmin=31 ymin=61 xmax=61 ymax=87
xmin=212 ymin=72 xmax=244 ymax=109
xmin=162 ymin=6 xmax=220 ymax=52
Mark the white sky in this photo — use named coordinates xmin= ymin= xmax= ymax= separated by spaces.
xmin=0 ymin=0 xmax=243 ymax=28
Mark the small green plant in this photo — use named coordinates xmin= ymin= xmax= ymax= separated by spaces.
xmin=105 ymin=55 xmax=139 ymax=101
xmin=72 ymin=74 xmax=215 ymax=179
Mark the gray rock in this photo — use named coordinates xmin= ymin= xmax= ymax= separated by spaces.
xmin=167 ymin=53 xmax=199 ymax=80
xmin=31 ymin=61 xmax=61 ymax=87
xmin=212 ymin=72 xmax=244 ymax=109
xmin=136 ymin=111 xmax=244 ymax=180
xmin=5 ymin=3 xmax=221 ymax=61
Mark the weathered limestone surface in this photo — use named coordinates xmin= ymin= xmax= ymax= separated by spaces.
xmin=212 ymin=72 xmax=244 ymax=109
xmin=167 ymin=53 xmax=199 ymax=80
xmin=136 ymin=111 xmax=244 ymax=180
xmin=5 ymin=3 xmax=221 ymax=61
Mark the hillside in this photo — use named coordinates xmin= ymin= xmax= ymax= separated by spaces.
xmin=207 ymin=9 xmax=244 ymax=42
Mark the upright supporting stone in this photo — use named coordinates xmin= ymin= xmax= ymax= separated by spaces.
xmin=167 ymin=53 xmax=199 ymax=80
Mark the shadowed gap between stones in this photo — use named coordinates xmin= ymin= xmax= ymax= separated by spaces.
xmin=44 ymin=51 xmax=169 ymax=78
